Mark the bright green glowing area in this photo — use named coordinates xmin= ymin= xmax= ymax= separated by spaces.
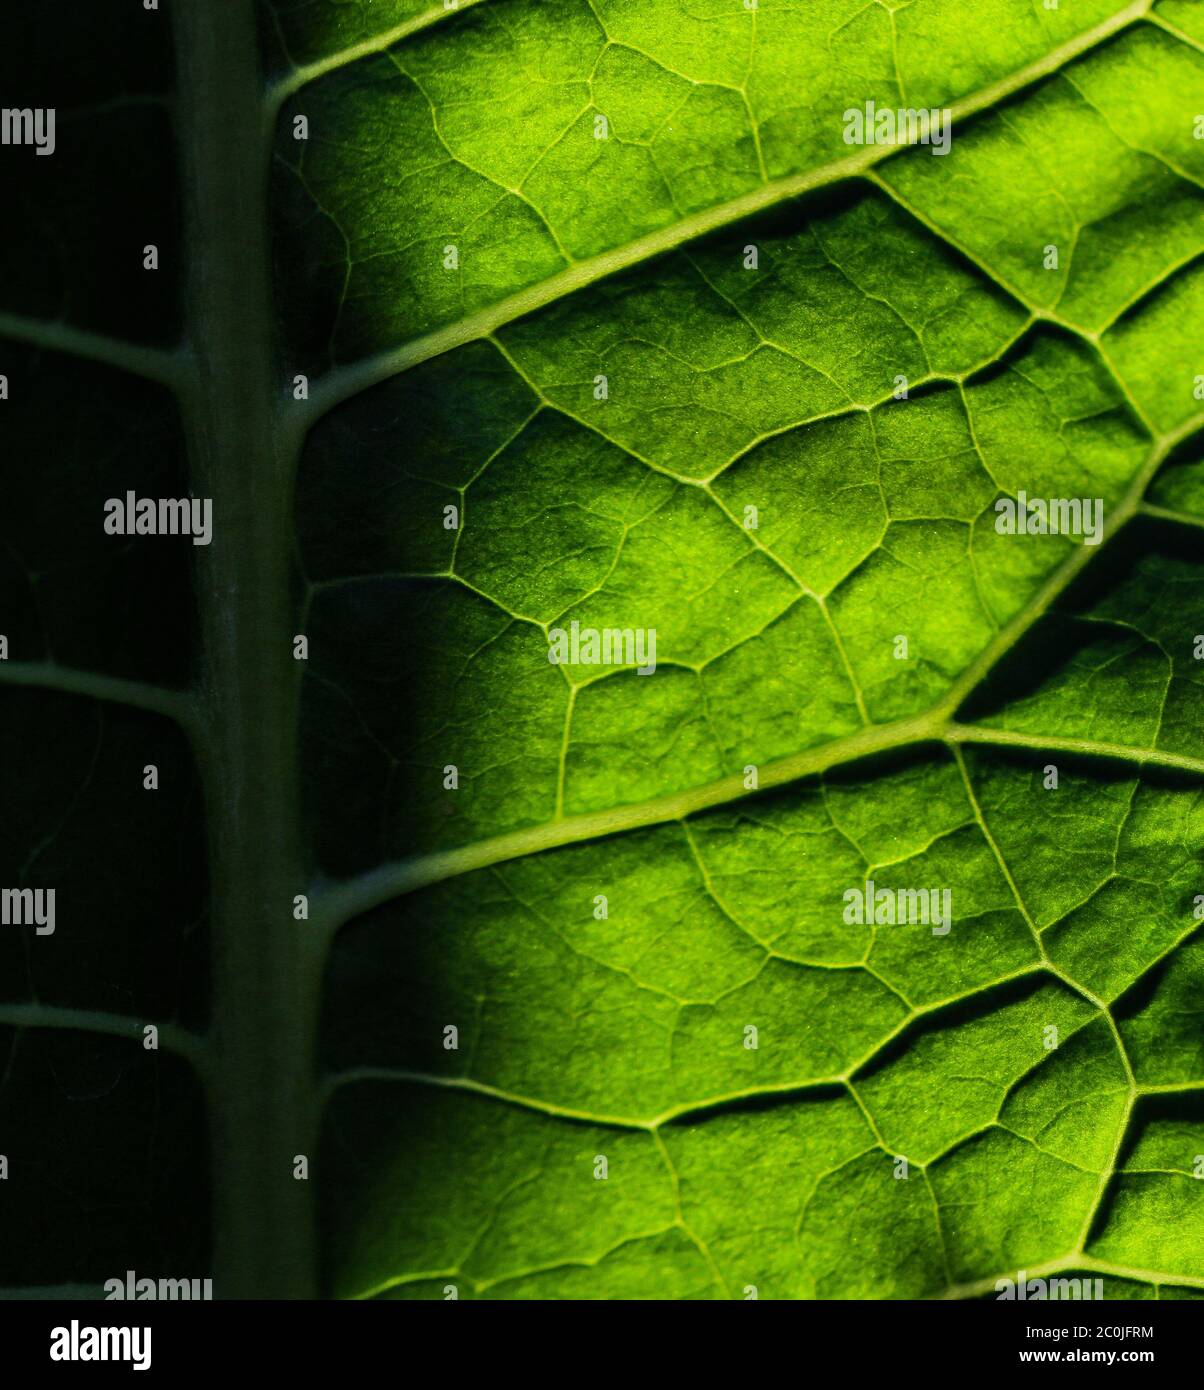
xmin=279 ymin=0 xmax=1204 ymax=1298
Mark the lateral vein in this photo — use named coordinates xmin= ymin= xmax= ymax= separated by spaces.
xmin=0 ymin=312 xmax=194 ymax=395
xmin=301 ymin=0 xmax=1151 ymax=425
xmin=268 ymin=0 xmax=494 ymax=107
xmin=311 ymin=711 xmax=943 ymax=932
xmin=0 ymin=662 xmax=198 ymax=731
xmin=312 ymin=410 xmax=1204 ymax=934
xmin=0 ymin=1003 xmax=206 ymax=1068
xmin=313 ymin=722 xmax=1204 ymax=932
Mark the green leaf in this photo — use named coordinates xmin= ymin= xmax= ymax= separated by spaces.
xmin=3 ymin=0 xmax=1204 ymax=1302
xmin=294 ymin=0 xmax=1204 ymax=1302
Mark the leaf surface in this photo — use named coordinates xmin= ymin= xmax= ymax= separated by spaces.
xmin=3 ymin=0 xmax=1204 ymax=1303
xmin=283 ymin=0 xmax=1204 ymax=1300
